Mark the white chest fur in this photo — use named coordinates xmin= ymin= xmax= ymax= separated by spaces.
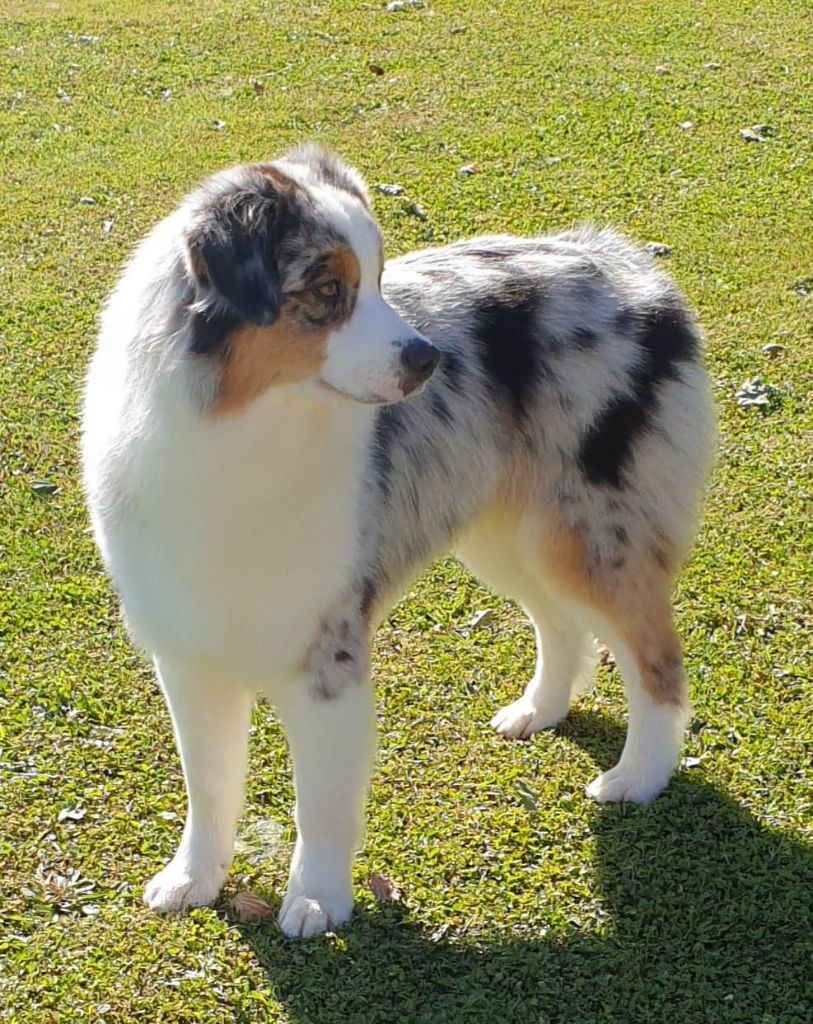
xmin=84 ymin=375 xmax=373 ymax=684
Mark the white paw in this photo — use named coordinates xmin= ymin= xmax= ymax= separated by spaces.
xmin=143 ymin=858 xmax=227 ymax=913
xmin=586 ymin=763 xmax=672 ymax=805
xmin=490 ymin=695 xmax=566 ymax=740
xmin=278 ymin=889 xmax=353 ymax=939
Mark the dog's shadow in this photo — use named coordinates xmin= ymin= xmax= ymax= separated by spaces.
xmin=234 ymin=710 xmax=812 ymax=1023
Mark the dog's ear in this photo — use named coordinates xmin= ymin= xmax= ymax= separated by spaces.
xmin=185 ymin=181 xmax=286 ymax=330
xmin=286 ymin=143 xmax=371 ymax=210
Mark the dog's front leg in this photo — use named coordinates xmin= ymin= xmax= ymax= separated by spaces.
xmin=144 ymin=656 xmax=253 ymax=912
xmin=273 ymin=659 xmax=376 ymax=939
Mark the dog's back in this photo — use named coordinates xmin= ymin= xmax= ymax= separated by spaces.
xmin=360 ymin=229 xmax=714 ymax=614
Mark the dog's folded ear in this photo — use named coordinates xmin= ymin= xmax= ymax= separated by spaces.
xmin=284 ymin=143 xmax=371 ymax=210
xmin=185 ymin=181 xmax=286 ymax=331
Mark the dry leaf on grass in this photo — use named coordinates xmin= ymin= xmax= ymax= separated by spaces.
xmin=230 ymin=891 xmax=273 ymax=922
xmin=735 ymin=378 xmax=778 ymax=410
xmin=596 ymin=643 xmax=614 ymax=666
xmin=57 ymin=806 xmax=86 ymax=823
xmin=597 ymin=643 xmax=616 ymax=667
xmin=467 ymin=608 xmax=494 ymax=630
xmin=368 ymin=873 xmax=402 ymax=902
xmin=739 ymin=124 xmax=772 ymax=143
xmin=401 ymin=200 xmax=427 ymax=220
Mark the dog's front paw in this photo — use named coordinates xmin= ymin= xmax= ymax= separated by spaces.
xmin=143 ymin=858 xmax=227 ymax=913
xmin=586 ymin=764 xmax=671 ymax=805
xmin=278 ymin=888 xmax=353 ymax=939
xmin=491 ymin=695 xmax=566 ymax=739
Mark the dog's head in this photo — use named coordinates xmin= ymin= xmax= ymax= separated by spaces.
xmin=182 ymin=145 xmax=439 ymax=413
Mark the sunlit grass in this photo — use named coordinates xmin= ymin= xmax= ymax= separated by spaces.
xmin=1 ymin=1 xmax=811 ymax=1021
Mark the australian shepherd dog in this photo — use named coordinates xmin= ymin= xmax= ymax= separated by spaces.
xmin=82 ymin=145 xmax=714 ymax=937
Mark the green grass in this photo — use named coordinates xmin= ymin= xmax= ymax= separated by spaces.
xmin=1 ymin=0 xmax=811 ymax=1020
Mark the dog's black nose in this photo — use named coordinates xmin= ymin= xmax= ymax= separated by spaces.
xmin=400 ymin=339 xmax=441 ymax=394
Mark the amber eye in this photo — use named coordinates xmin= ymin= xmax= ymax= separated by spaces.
xmin=316 ymin=280 xmax=339 ymax=298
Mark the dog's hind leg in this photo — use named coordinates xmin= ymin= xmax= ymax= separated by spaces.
xmin=456 ymin=512 xmax=595 ymax=740
xmin=582 ymin=596 xmax=690 ymax=805
xmin=530 ymin=514 xmax=691 ymax=804
xmin=144 ymin=656 xmax=253 ymax=912
xmin=490 ymin=591 xmax=596 ymax=739
xmin=271 ymin=622 xmax=376 ymax=939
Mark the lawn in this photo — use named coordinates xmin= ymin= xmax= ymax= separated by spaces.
xmin=1 ymin=0 xmax=811 ymax=1021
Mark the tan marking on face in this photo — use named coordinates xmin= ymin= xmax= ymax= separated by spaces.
xmin=213 ymin=319 xmax=329 ymax=414
xmin=325 ymin=246 xmax=361 ymax=291
xmin=210 ymin=245 xmax=361 ymax=415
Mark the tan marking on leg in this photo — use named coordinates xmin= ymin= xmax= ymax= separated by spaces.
xmin=532 ymin=511 xmax=686 ymax=707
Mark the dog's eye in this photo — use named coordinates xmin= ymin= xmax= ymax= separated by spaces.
xmin=316 ymin=280 xmax=339 ymax=298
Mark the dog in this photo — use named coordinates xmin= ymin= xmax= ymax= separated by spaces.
xmin=82 ymin=144 xmax=715 ymax=938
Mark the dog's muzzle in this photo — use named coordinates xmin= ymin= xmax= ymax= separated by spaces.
xmin=399 ymin=338 xmax=441 ymax=396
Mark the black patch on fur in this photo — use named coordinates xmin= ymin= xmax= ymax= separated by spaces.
xmin=579 ymin=398 xmax=646 ymax=488
xmin=467 ymin=246 xmax=519 ymax=261
xmin=372 ymin=404 xmax=404 ymax=498
xmin=614 ymin=308 xmax=636 ymax=334
xmin=430 ymin=391 xmax=453 ymax=426
xmin=578 ymin=305 xmax=698 ymax=487
xmin=473 ymin=292 xmax=542 ymax=421
xmin=185 ymin=168 xmax=303 ymax=352
xmin=307 ymin=615 xmax=367 ymax=701
xmin=187 ymin=305 xmax=243 ymax=356
xmin=441 ymin=351 xmax=465 ymax=393
xmin=360 ymin=577 xmax=377 ymax=619
xmin=572 ymin=325 xmax=599 ymax=350
xmin=612 ymin=524 xmax=629 ymax=546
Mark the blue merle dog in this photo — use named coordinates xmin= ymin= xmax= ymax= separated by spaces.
xmin=82 ymin=145 xmax=716 ymax=937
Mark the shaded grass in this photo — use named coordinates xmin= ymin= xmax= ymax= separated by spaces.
xmin=1 ymin=1 xmax=811 ymax=1021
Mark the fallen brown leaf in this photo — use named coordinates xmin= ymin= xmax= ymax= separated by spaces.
xmin=368 ymin=872 xmax=402 ymax=902
xmin=230 ymin=890 xmax=273 ymax=922
xmin=597 ymin=644 xmax=616 ymax=667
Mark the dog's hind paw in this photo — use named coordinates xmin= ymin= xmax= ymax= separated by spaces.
xmin=143 ymin=859 xmax=226 ymax=913
xmin=490 ymin=696 xmax=566 ymax=740
xmin=278 ymin=891 xmax=353 ymax=939
xmin=586 ymin=764 xmax=670 ymax=805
